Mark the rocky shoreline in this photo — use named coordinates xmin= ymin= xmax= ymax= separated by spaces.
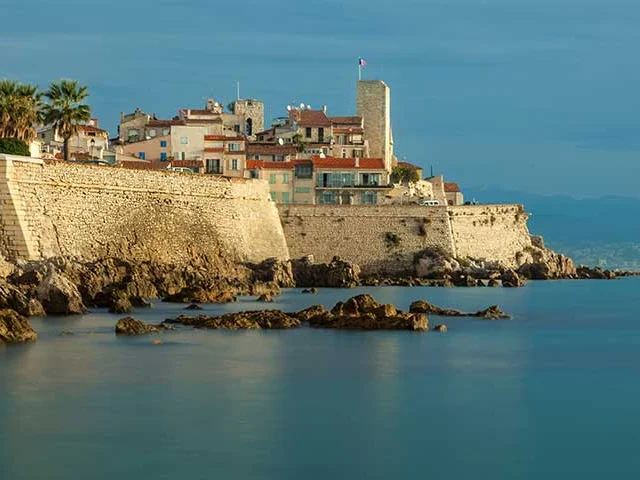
xmin=0 ymin=245 xmax=636 ymax=344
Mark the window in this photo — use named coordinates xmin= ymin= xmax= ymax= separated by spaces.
xmin=231 ymin=159 xmax=238 ymax=170
xmin=295 ymin=187 xmax=311 ymax=193
xmin=354 ymin=149 xmax=362 ymax=158
xmin=337 ymin=135 xmax=345 ymax=145
xmin=228 ymin=143 xmax=240 ymax=152
xmin=234 ymin=124 xmax=241 ymax=133
xmin=160 ymin=152 xmax=167 ymax=161
xmin=87 ymin=132 xmax=96 ymax=137
xmin=360 ymin=173 xmax=381 ymax=186
xmin=281 ymin=192 xmax=290 ymax=204
xmin=160 ymin=140 xmax=167 ymax=148
xmin=342 ymin=149 xmax=347 ymax=158
xmin=206 ymin=159 xmax=222 ymax=174
xmin=138 ymin=152 xmax=146 ymax=160
xmin=246 ymin=118 xmax=253 ymax=136
xmin=318 ymin=127 xmax=324 ymax=142
xmin=270 ymin=192 xmax=277 ymax=202
xmin=128 ymin=129 xmax=139 ymax=142
xmin=361 ymin=191 xmax=377 ymax=205
xmin=176 ymin=152 xmax=185 ymax=160
xmin=269 ymin=174 xmax=276 ymax=184
xmin=282 ymin=173 xmax=290 ymax=184
xmin=149 ymin=129 xmax=156 ymax=138
xmin=253 ymin=154 xmax=259 ymax=160
xmin=294 ymin=164 xmax=313 ymax=179
xmin=305 ymin=127 xmax=312 ymax=138
xmin=249 ymin=170 xmax=259 ymax=179
xmin=162 ymin=128 xmax=170 ymax=136
xmin=318 ymin=172 xmax=355 ymax=188
xmin=320 ymin=191 xmax=336 ymax=204
xmin=180 ymin=136 xmax=188 ymax=144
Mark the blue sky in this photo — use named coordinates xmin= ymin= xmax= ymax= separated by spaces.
xmin=2 ymin=0 xmax=639 ymax=197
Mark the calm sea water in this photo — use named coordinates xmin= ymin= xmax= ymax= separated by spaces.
xmin=1 ymin=279 xmax=640 ymax=479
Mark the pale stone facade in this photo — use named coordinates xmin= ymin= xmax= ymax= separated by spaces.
xmin=279 ymin=204 xmax=533 ymax=275
xmin=356 ymin=80 xmax=393 ymax=171
xmin=0 ymin=154 xmax=288 ymax=264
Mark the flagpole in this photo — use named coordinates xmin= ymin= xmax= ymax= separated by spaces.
xmin=358 ymin=63 xmax=361 ymax=81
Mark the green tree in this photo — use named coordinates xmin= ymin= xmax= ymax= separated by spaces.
xmin=291 ymin=133 xmax=305 ymax=153
xmin=0 ymin=138 xmax=30 ymax=156
xmin=391 ymin=165 xmax=419 ymax=184
xmin=41 ymin=80 xmax=91 ymax=161
xmin=0 ymin=79 xmax=42 ymax=143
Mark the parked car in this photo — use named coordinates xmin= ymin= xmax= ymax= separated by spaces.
xmin=166 ymin=166 xmax=194 ymax=174
xmin=419 ymin=199 xmax=440 ymax=206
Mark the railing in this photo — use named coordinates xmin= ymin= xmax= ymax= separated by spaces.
xmin=207 ymin=167 xmax=224 ymax=174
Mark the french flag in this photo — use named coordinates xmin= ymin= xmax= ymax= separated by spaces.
xmin=359 ymin=57 xmax=367 ymax=67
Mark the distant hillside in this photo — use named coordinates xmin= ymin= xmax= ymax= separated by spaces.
xmin=465 ymin=187 xmax=640 ymax=269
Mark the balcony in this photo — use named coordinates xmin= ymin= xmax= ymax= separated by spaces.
xmin=206 ymin=166 xmax=224 ymax=175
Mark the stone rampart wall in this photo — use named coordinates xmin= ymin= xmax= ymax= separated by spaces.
xmin=279 ymin=204 xmax=533 ymax=275
xmin=0 ymin=155 xmax=289 ymax=264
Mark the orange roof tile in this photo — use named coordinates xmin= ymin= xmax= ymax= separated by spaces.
xmin=289 ymin=109 xmax=332 ymax=127
xmin=444 ymin=182 xmax=461 ymax=193
xmin=148 ymin=119 xmax=184 ymax=127
xmin=247 ymin=143 xmax=297 ymax=155
xmin=246 ymin=159 xmax=295 ymax=170
xmin=330 ymin=116 xmax=362 ymax=126
xmin=397 ymin=161 xmax=421 ymax=170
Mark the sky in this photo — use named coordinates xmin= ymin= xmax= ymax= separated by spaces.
xmin=1 ymin=0 xmax=639 ymax=198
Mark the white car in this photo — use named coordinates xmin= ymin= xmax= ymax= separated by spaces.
xmin=419 ymin=200 xmax=440 ymax=206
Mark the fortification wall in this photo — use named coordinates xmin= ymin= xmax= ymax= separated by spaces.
xmin=448 ymin=205 xmax=532 ymax=267
xmin=279 ymin=204 xmax=533 ymax=275
xmin=279 ymin=205 xmax=456 ymax=275
xmin=0 ymin=154 xmax=289 ymax=264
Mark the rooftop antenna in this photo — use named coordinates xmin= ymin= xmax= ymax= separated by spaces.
xmin=236 ymin=81 xmax=240 ymax=101
xmin=430 ymin=165 xmax=434 ymax=177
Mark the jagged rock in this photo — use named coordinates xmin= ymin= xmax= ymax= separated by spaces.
xmin=452 ymin=273 xmax=479 ymax=287
xmin=576 ymin=266 xmax=617 ymax=280
xmin=257 ymin=293 xmax=273 ymax=302
xmin=109 ymin=296 xmax=133 ymax=314
xmin=152 ymin=339 xmax=163 ymax=345
xmin=131 ymin=296 xmax=152 ymax=308
xmin=488 ymin=278 xmax=501 ymax=287
xmin=292 ymin=256 xmax=360 ymax=288
xmin=293 ymin=305 xmax=326 ymax=322
xmin=501 ymin=269 xmax=525 ymax=288
xmin=0 ymin=280 xmax=45 ymax=316
xmin=249 ymin=281 xmax=281 ymax=297
xmin=410 ymin=300 xmax=511 ymax=319
xmin=166 ymin=310 xmax=301 ymax=330
xmin=115 ymin=317 xmax=171 ymax=335
xmin=307 ymin=294 xmax=428 ymax=331
xmin=432 ymin=324 xmax=448 ymax=332
xmin=414 ymin=248 xmax=460 ymax=279
xmin=36 ymin=271 xmax=87 ymax=315
xmin=184 ymin=303 xmax=202 ymax=310
xmin=516 ymin=236 xmax=577 ymax=279
xmin=249 ymin=258 xmax=295 ymax=288
xmin=301 ymin=287 xmax=318 ymax=294
xmin=0 ymin=309 xmax=37 ymax=343
xmin=163 ymin=286 xmax=237 ymax=304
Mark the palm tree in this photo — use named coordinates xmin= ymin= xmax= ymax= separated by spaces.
xmin=0 ymin=79 xmax=42 ymax=143
xmin=42 ymin=80 xmax=91 ymax=161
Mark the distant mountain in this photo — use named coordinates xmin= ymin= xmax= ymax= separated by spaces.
xmin=465 ymin=187 xmax=640 ymax=269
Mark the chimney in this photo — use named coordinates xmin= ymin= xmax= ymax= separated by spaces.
xmin=355 ymin=157 xmax=359 ymax=168
xmin=322 ymin=105 xmax=327 ymax=114
xmin=187 ymin=109 xmax=191 ymax=116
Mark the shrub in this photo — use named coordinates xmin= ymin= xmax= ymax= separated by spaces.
xmin=384 ymin=232 xmax=401 ymax=248
xmin=0 ymin=138 xmax=30 ymax=156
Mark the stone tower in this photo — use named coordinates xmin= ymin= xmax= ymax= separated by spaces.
xmin=233 ymin=99 xmax=264 ymax=137
xmin=356 ymin=80 xmax=393 ymax=172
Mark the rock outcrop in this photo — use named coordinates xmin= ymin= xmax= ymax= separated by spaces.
xmin=305 ymin=294 xmax=428 ymax=331
xmin=248 ymin=258 xmax=295 ymax=288
xmin=0 ymin=309 xmax=37 ymax=344
xmin=0 ymin=281 xmax=45 ymax=317
xmin=516 ymin=236 xmax=576 ymax=279
xmin=576 ymin=266 xmax=617 ymax=279
xmin=291 ymin=255 xmax=360 ymax=288
xmin=166 ymin=310 xmax=301 ymax=330
xmin=163 ymin=286 xmax=237 ymax=304
xmin=409 ymin=300 xmax=511 ymax=319
xmin=115 ymin=317 xmax=170 ymax=335
xmin=35 ymin=271 xmax=87 ymax=315
xmin=501 ymin=269 xmax=525 ymax=288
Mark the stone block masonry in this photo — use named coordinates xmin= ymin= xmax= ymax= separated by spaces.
xmin=279 ymin=204 xmax=534 ymax=275
xmin=0 ymin=154 xmax=289 ymax=264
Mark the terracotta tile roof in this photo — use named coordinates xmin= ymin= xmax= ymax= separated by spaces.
xmin=204 ymin=135 xmax=245 ymax=141
xmin=311 ymin=156 xmax=385 ymax=170
xmin=148 ymin=119 xmax=184 ymax=127
xmin=444 ymin=182 xmax=461 ymax=193
xmin=180 ymin=109 xmax=217 ymax=116
xmin=247 ymin=143 xmax=297 ymax=155
xmin=254 ymin=127 xmax=275 ymax=137
xmin=330 ymin=116 xmax=362 ymax=126
xmin=172 ymin=160 xmax=203 ymax=168
xmin=289 ymin=109 xmax=332 ymax=127
xmin=204 ymin=147 xmax=224 ymax=153
xmin=79 ymin=125 xmax=108 ymax=134
xmin=397 ymin=161 xmax=421 ymax=170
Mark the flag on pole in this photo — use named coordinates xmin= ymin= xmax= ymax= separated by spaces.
xmin=359 ymin=57 xmax=367 ymax=67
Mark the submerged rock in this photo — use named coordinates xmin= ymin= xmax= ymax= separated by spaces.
xmin=305 ymin=294 xmax=427 ymax=331
xmin=184 ymin=303 xmax=202 ymax=310
xmin=163 ymin=286 xmax=237 ymax=304
xmin=301 ymin=287 xmax=318 ymax=294
xmin=115 ymin=317 xmax=171 ymax=336
xmin=410 ymin=300 xmax=511 ymax=320
xmin=257 ymin=293 xmax=273 ymax=302
xmin=0 ymin=309 xmax=37 ymax=344
xmin=167 ymin=310 xmax=300 ymax=330
xmin=432 ymin=324 xmax=448 ymax=332
xmin=501 ymin=269 xmax=525 ymax=288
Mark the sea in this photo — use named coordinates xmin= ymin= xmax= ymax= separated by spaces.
xmin=2 ymin=279 xmax=640 ymax=479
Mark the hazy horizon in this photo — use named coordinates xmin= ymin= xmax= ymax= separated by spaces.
xmin=2 ymin=0 xmax=639 ymax=198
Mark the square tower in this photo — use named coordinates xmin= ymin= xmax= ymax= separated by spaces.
xmin=233 ymin=99 xmax=264 ymax=136
xmin=356 ymin=80 xmax=392 ymax=172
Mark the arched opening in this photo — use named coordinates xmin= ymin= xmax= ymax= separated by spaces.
xmin=246 ymin=118 xmax=253 ymax=136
